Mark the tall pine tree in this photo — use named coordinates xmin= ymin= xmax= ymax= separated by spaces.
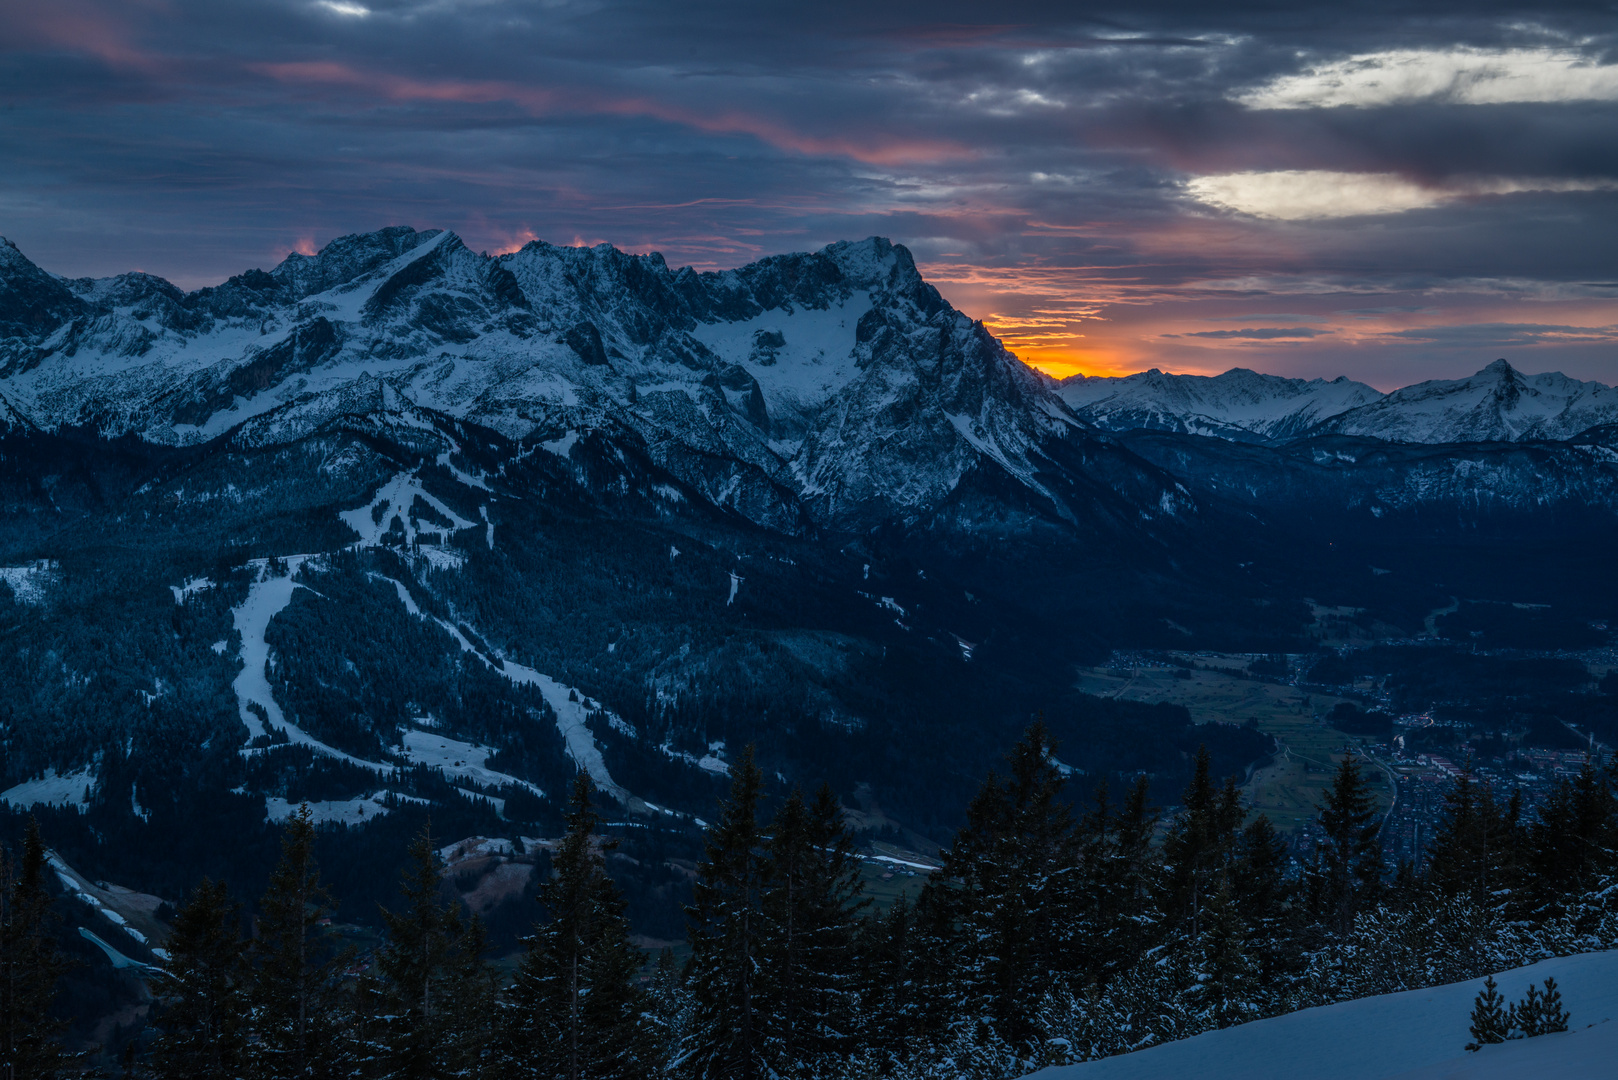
xmin=150 ymin=879 xmax=249 ymax=1080
xmin=681 ymin=746 xmax=770 ymax=1080
xmin=249 ymin=804 xmax=350 ymax=1080
xmin=502 ymin=774 xmax=652 ymax=1080
xmin=371 ymin=826 xmax=493 ymax=1080
xmin=1308 ymin=755 xmax=1383 ymax=936
xmin=1426 ymin=767 xmax=1519 ymax=908
xmin=0 ymin=819 xmax=70 ymax=1080
xmin=914 ymin=720 xmax=1083 ymax=1053
xmin=758 ymin=784 xmax=867 ymax=1073
xmin=1160 ymin=748 xmax=1244 ymax=941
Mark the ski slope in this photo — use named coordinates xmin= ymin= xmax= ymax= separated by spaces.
xmin=1034 ymin=950 xmax=1618 ymax=1080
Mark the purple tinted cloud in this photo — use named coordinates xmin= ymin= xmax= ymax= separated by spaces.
xmin=1 ymin=0 xmax=1616 ymax=383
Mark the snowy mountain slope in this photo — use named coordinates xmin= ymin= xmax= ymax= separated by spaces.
xmin=1314 ymin=359 xmax=1618 ymax=444
xmin=0 ymin=388 xmax=32 ymax=433
xmin=0 ymin=230 xmax=1133 ymax=532
xmin=1035 ymin=950 xmax=1618 ymax=1080
xmin=1057 ymin=367 xmax=1382 ymax=444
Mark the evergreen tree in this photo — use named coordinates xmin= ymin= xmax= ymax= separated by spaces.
xmin=1308 ymin=755 xmax=1384 ymax=935
xmin=1511 ymin=978 xmax=1570 ymax=1038
xmin=1231 ymin=813 xmax=1296 ymax=995
xmin=758 ymin=784 xmax=866 ymax=1072
xmin=1464 ymin=975 xmax=1509 ymax=1051
xmin=371 ymin=827 xmax=493 ymax=1079
xmin=1088 ymin=775 xmax=1162 ymax=987
xmin=852 ymin=893 xmax=920 ymax=1062
xmin=648 ymin=948 xmax=694 ymax=1064
xmin=249 ymin=804 xmax=349 ymax=1080
xmin=1186 ymin=881 xmax=1259 ymax=1030
xmin=503 ymin=774 xmax=652 ymax=1080
xmin=1426 ymin=768 xmax=1519 ymax=909
xmin=0 ymin=820 xmax=70 ymax=1080
xmin=681 ymin=747 xmax=769 ymax=1080
xmin=913 ymin=720 xmax=1083 ymax=1052
xmin=150 ymin=879 xmax=249 ymax=1080
xmin=1536 ymin=977 xmax=1570 ymax=1035
xmin=1160 ymin=749 xmax=1244 ymax=941
xmin=1527 ymin=761 xmax=1617 ymax=919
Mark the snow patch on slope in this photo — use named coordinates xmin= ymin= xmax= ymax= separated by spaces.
xmin=0 ymin=561 xmax=60 ymax=605
xmin=1 ymin=766 xmax=96 ymax=810
xmin=397 ymin=729 xmax=544 ymax=799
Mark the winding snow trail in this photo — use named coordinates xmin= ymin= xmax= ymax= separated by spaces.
xmin=231 ymin=558 xmax=388 ymax=774
xmin=367 ymin=573 xmax=628 ymax=805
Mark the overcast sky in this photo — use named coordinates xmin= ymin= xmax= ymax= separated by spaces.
xmin=3 ymin=0 xmax=1617 ymax=386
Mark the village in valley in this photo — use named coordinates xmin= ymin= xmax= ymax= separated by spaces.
xmin=1075 ymin=639 xmax=1617 ymax=877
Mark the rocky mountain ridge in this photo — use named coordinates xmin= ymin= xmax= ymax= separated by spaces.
xmin=1056 ymin=367 xmax=1382 ymax=443
xmin=2 ymin=229 xmax=1191 ymax=534
xmin=1060 ymin=360 xmax=1618 ymax=446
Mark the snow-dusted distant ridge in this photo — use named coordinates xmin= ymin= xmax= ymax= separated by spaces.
xmin=0 ymin=227 xmax=1130 ymax=531
xmin=1058 ymin=360 xmax=1618 ymax=446
xmin=1057 ymin=367 xmax=1382 ymax=443
xmin=1314 ymin=359 xmax=1618 ymax=444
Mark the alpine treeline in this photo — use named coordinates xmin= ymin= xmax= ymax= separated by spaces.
xmin=9 ymin=725 xmax=1618 ymax=1080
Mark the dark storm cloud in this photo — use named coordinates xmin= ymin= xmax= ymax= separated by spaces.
xmin=2 ymin=0 xmax=1617 ymax=381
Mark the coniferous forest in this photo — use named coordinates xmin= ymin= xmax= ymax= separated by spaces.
xmin=6 ymin=723 xmax=1617 ymax=1080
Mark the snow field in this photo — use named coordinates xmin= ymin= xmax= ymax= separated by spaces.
xmin=689 ymin=291 xmax=873 ymax=433
xmin=338 ymin=470 xmax=477 ymax=550
xmin=1035 ymin=950 xmax=1618 ymax=1080
xmin=0 ymin=765 xmax=96 ymax=810
xmin=0 ymin=560 xmax=59 ymax=605
xmin=397 ymin=728 xmax=544 ymax=799
xmin=264 ymin=792 xmax=427 ymax=824
xmin=47 ymin=852 xmax=153 ymax=949
xmin=169 ymin=575 xmax=213 ymax=604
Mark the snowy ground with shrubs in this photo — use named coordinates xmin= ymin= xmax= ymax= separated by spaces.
xmin=1035 ymin=950 xmax=1618 ymax=1080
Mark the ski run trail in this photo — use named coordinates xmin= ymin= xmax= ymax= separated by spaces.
xmin=1035 ymin=949 xmax=1618 ymax=1080
xmin=221 ymin=469 xmax=633 ymax=817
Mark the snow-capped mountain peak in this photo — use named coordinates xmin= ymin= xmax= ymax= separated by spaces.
xmin=0 ymin=230 xmax=1135 ymax=533
xmin=1056 ymin=366 xmax=1382 ymax=443
xmin=1317 ymin=359 xmax=1618 ymax=443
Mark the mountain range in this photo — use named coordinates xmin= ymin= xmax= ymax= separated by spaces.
xmin=1056 ymin=360 xmax=1618 ymax=445
xmin=2 ymin=228 xmax=1617 ymax=951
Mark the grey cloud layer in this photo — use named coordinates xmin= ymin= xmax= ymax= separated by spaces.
xmin=1 ymin=0 xmax=1616 ymax=379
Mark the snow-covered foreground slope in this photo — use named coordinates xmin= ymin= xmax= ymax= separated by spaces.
xmin=1034 ymin=950 xmax=1618 ymax=1080
xmin=1057 ymin=368 xmax=1381 ymax=443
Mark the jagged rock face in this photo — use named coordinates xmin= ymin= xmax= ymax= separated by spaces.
xmin=1314 ymin=359 xmax=1618 ymax=444
xmin=1058 ymin=367 xmax=1382 ymax=444
xmin=0 ymin=229 xmax=1141 ymax=534
xmin=0 ymin=238 xmax=87 ymax=358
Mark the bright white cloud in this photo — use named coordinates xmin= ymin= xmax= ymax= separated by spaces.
xmin=1187 ymin=171 xmax=1440 ymax=219
xmin=1241 ymin=48 xmax=1618 ymax=109
xmin=1186 ymin=170 xmax=1617 ymax=220
xmin=314 ymin=0 xmax=371 ymax=16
